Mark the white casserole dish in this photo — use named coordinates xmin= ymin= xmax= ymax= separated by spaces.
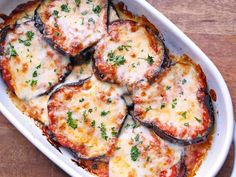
xmin=0 ymin=0 xmax=234 ymax=177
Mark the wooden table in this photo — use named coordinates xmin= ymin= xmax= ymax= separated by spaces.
xmin=0 ymin=0 xmax=235 ymax=176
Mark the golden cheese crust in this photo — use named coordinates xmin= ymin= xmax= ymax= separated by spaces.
xmin=48 ymin=76 xmax=127 ymax=159
xmin=133 ymin=57 xmax=213 ymax=144
xmin=94 ymin=20 xmax=165 ymax=88
xmin=36 ymin=0 xmax=108 ymax=56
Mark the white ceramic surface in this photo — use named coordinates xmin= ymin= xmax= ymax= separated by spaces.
xmin=0 ymin=0 xmax=234 ymax=177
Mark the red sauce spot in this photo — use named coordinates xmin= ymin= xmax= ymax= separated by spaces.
xmin=209 ymin=89 xmax=217 ymax=102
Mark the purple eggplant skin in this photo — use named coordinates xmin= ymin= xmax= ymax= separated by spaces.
xmin=34 ymin=0 xmax=109 ymax=58
xmin=0 ymin=21 xmax=73 ymax=98
xmin=132 ymin=91 xmax=214 ymax=146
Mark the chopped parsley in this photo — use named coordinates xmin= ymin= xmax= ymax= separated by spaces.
xmin=101 ymin=110 xmax=110 ymax=116
xmin=18 ymin=31 xmax=34 ymax=47
xmin=125 ymin=123 xmax=130 ymax=128
xmin=107 ymin=98 xmax=112 ymax=103
xmin=30 ymin=80 xmax=37 ymax=87
xmin=160 ymin=103 xmax=165 ymax=109
xmin=184 ymin=122 xmax=189 ymax=127
xmin=91 ymin=120 xmax=96 ymax=127
xmin=130 ymin=145 xmax=140 ymax=161
xmin=171 ymin=98 xmax=177 ymax=109
xmin=146 ymin=54 xmax=154 ymax=65
xmin=48 ymin=82 xmax=52 ymax=86
xmin=54 ymin=31 xmax=60 ymax=36
xmin=146 ymin=156 xmax=151 ymax=162
xmin=146 ymin=106 xmax=152 ymax=112
xmin=111 ymin=127 xmax=117 ymax=137
xmin=134 ymin=134 xmax=140 ymax=142
xmin=98 ymin=123 xmax=108 ymax=140
xmin=36 ymin=64 xmax=41 ymax=69
xmin=61 ymin=4 xmax=70 ymax=12
xmin=182 ymin=111 xmax=187 ymax=119
xmin=52 ymin=10 xmax=59 ymax=18
xmin=75 ymin=0 xmax=81 ymax=6
xmin=182 ymin=78 xmax=187 ymax=84
xmin=86 ymin=0 xmax=93 ymax=4
xmin=83 ymin=110 xmax=87 ymax=122
xmin=165 ymin=85 xmax=171 ymax=90
xmin=6 ymin=43 xmax=18 ymax=57
xmin=54 ymin=23 xmax=59 ymax=27
xmin=195 ymin=117 xmax=202 ymax=123
xmin=88 ymin=108 xmax=93 ymax=113
xmin=32 ymin=70 xmax=38 ymax=77
xmin=93 ymin=5 xmax=102 ymax=15
xmin=107 ymin=51 xmax=126 ymax=66
xmin=117 ymin=45 xmax=132 ymax=51
xmin=79 ymin=98 xmax=85 ymax=102
xmin=67 ymin=111 xmax=77 ymax=129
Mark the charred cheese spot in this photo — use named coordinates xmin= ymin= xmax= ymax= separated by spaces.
xmin=133 ymin=59 xmax=213 ymax=144
xmin=109 ymin=116 xmax=184 ymax=177
xmin=1 ymin=21 xmax=71 ymax=100
xmin=36 ymin=0 xmax=107 ymax=56
xmin=48 ymin=76 xmax=127 ymax=159
xmin=94 ymin=20 xmax=165 ymax=87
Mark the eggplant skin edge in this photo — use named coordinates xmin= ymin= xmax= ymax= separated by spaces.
xmin=133 ymin=94 xmax=214 ymax=146
xmin=34 ymin=0 xmax=108 ymax=58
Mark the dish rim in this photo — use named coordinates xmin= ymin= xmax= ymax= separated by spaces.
xmin=0 ymin=0 xmax=234 ymax=177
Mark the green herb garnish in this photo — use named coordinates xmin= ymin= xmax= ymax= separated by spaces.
xmin=98 ymin=123 xmax=108 ymax=140
xmin=101 ymin=110 xmax=110 ymax=117
xmin=182 ymin=111 xmax=187 ymax=119
xmin=92 ymin=5 xmax=102 ymax=15
xmin=117 ymin=45 xmax=132 ymax=51
xmin=107 ymin=51 xmax=126 ymax=66
xmin=130 ymin=145 xmax=140 ymax=161
xmin=172 ymin=98 xmax=177 ymax=109
xmin=67 ymin=111 xmax=77 ymax=129
xmin=61 ymin=4 xmax=70 ymax=12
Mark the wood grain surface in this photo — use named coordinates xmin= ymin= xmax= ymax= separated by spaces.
xmin=0 ymin=0 xmax=235 ymax=176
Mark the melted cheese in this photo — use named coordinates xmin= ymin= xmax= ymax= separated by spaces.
xmin=133 ymin=61 xmax=211 ymax=140
xmin=94 ymin=20 xmax=164 ymax=87
xmin=109 ymin=116 xmax=183 ymax=177
xmin=9 ymin=91 xmax=50 ymax=125
xmin=65 ymin=60 xmax=93 ymax=83
xmin=3 ymin=21 xmax=70 ymax=100
xmin=48 ymin=75 xmax=127 ymax=158
xmin=39 ymin=0 xmax=107 ymax=56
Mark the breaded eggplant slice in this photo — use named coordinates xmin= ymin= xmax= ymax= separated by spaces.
xmin=133 ymin=59 xmax=214 ymax=145
xmin=48 ymin=76 xmax=127 ymax=159
xmin=94 ymin=20 xmax=165 ymax=87
xmin=35 ymin=0 xmax=108 ymax=57
xmin=109 ymin=116 xmax=185 ymax=177
xmin=0 ymin=21 xmax=71 ymax=100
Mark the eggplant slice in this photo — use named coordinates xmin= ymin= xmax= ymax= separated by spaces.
xmin=0 ymin=21 xmax=71 ymax=100
xmin=109 ymin=116 xmax=185 ymax=177
xmin=94 ymin=20 xmax=165 ymax=88
xmin=133 ymin=58 xmax=214 ymax=145
xmin=48 ymin=76 xmax=127 ymax=159
xmin=35 ymin=0 xmax=108 ymax=57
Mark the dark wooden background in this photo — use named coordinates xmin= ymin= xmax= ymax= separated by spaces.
xmin=0 ymin=0 xmax=235 ymax=176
